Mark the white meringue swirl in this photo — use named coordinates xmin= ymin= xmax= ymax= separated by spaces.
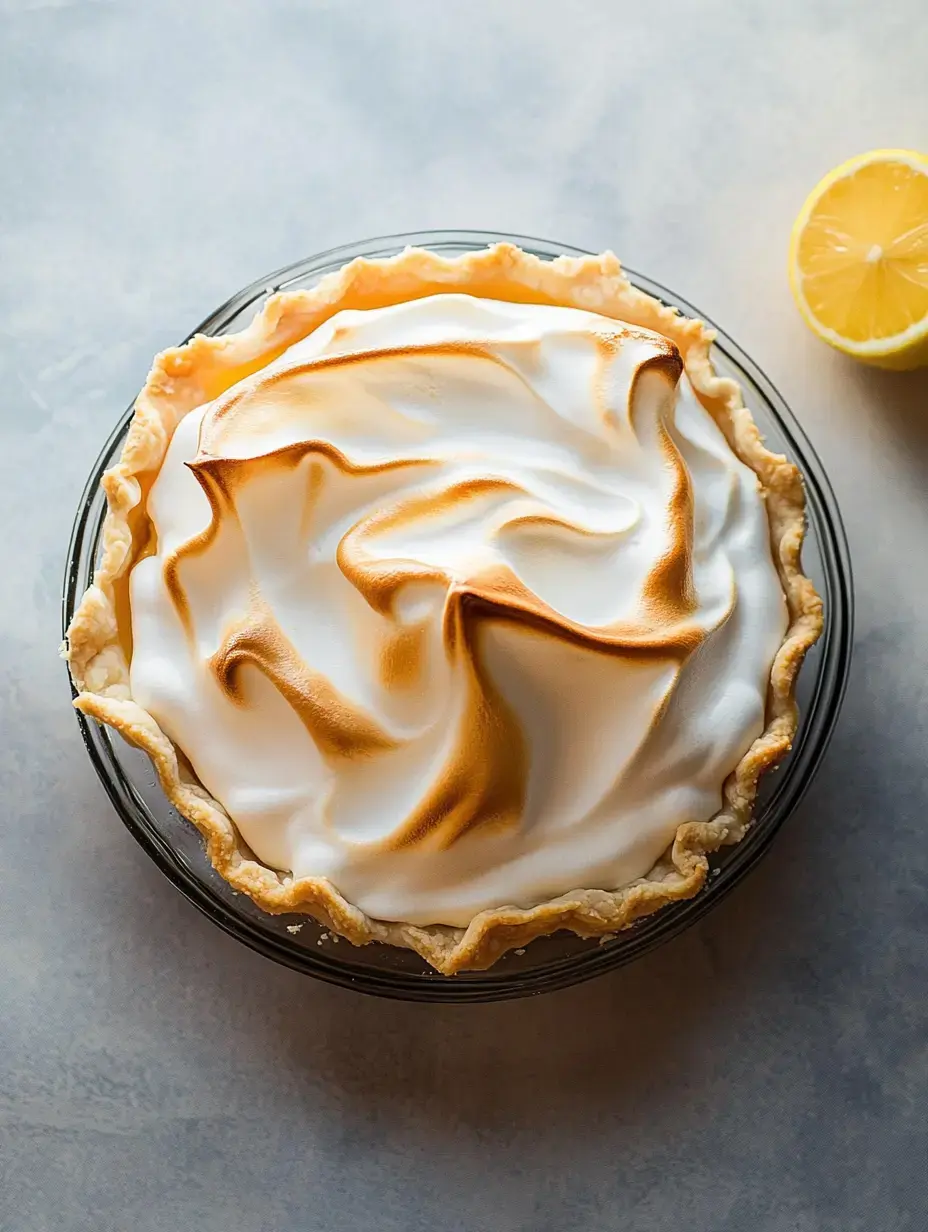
xmin=127 ymin=294 xmax=787 ymax=926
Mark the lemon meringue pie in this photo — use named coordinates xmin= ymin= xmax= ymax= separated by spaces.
xmin=65 ymin=244 xmax=822 ymax=973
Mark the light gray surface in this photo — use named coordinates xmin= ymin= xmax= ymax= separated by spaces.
xmin=1 ymin=2 xmax=926 ymax=1229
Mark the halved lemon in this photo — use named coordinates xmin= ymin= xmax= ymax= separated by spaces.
xmin=789 ymin=149 xmax=928 ymax=369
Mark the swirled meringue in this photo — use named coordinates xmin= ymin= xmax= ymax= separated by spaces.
xmin=128 ymin=293 xmax=787 ymax=926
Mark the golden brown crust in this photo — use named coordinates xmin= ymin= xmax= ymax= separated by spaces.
xmin=64 ymin=244 xmax=824 ymax=974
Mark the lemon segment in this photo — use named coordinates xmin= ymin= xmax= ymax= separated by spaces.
xmin=789 ymin=150 xmax=928 ymax=369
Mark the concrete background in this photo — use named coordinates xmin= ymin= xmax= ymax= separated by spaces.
xmin=1 ymin=2 xmax=926 ymax=1229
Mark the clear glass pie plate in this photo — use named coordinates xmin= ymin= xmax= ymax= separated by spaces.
xmin=63 ymin=230 xmax=853 ymax=1002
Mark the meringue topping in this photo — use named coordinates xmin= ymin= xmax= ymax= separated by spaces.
xmin=127 ymin=294 xmax=787 ymax=926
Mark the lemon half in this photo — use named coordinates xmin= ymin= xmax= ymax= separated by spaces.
xmin=789 ymin=149 xmax=928 ymax=369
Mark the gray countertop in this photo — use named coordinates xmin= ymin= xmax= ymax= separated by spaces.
xmin=2 ymin=2 xmax=926 ymax=1229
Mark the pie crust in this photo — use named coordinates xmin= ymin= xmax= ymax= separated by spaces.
xmin=64 ymin=244 xmax=824 ymax=974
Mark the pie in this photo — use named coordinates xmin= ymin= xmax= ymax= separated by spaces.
xmin=65 ymin=244 xmax=823 ymax=973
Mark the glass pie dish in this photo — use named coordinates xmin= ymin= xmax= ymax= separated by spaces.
xmin=63 ymin=230 xmax=853 ymax=1002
